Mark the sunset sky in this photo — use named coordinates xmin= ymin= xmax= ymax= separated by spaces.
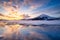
xmin=0 ymin=0 xmax=60 ymax=20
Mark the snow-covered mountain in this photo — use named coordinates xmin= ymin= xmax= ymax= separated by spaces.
xmin=28 ymin=14 xmax=60 ymax=20
xmin=38 ymin=14 xmax=54 ymax=19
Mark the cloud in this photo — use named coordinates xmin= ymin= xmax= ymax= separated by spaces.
xmin=1 ymin=0 xmax=60 ymax=19
xmin=55 ymin=12 xmax=60 ymax=14
xmin=0 ymin=13 xmax=4 ymax=16
xmin=0 ymin=0 xmax=50 ymax=12
xmin=23 ymin=0 xmax=50 ymax=11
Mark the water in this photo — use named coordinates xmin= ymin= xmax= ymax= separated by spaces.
xmin=0 ymin=24 xmax=60 ymax=40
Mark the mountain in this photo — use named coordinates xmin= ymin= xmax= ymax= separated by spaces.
xmin=28 ymin=14 xmax=60 ymax=20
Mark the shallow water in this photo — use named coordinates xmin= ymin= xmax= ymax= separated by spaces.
xmin=0 ymin=24 xmax=60 ymax=40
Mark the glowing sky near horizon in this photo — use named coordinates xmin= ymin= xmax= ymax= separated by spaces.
xmin=0 ymin=0 xmax=60 ymax=20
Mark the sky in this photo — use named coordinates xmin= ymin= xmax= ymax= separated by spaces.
xmin=0 ymin=0 xmax=60 ymax=20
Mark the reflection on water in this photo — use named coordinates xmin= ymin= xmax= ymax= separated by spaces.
xmin=0 ymin=24 xmax=60 ymax=40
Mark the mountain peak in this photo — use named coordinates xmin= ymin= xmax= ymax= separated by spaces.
xmin=29 ymin=14 xmax=55 ymax=20
xmin=40 ymin=14 xmax=50 ymax=18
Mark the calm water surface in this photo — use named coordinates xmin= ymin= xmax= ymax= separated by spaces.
xmin=0 ymin=24 xmax=60 ymax=40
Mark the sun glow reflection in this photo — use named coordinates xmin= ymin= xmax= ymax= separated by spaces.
xmin=3 ymin=24 xmax=24 ymax=39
